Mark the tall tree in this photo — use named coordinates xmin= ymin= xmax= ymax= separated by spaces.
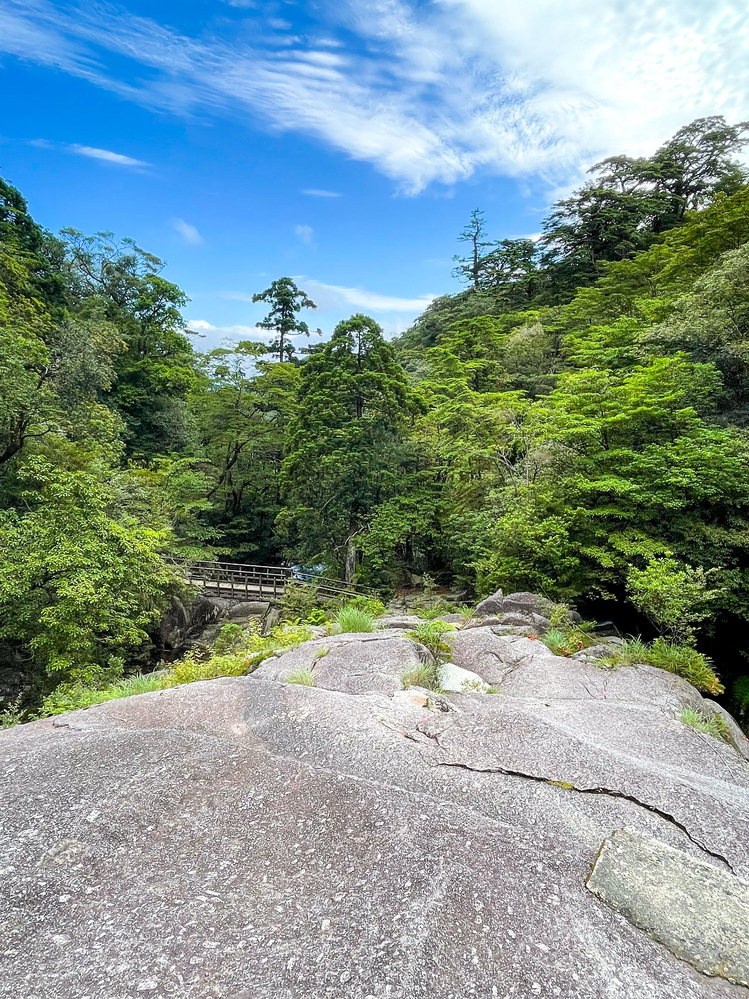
xmin=252 ymin=277 xmax=318 ymax=362
xmin=453 ymin=209 xmax=490 ymax=290
xmin=280 ymin=314 xmax=415 ymax=579
xmin=60 ymin=230 xmax=197 ymax=456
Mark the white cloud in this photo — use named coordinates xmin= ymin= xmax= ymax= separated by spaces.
xmin=171 ymin=218 xmax=203 ymax=245
xmin=301 ymin=279 xmax=434 ymax=314
xmin=294 ymin=224 xmax=315 ymax=245
xmin=188 ymin=319 xmax=271 ymax=340
xmin=302 ymin=188 xmax=343 ymax=197
xmin=3 ymin=0 xmax=749 ymax=192
xmin=69 ymin=144 xmax=149 ymax=167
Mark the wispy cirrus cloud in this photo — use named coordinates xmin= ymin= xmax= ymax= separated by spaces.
xmin=70 ymin=144 xmax=149 ymax=167
xmin=171 ymin=218 xmax=203 ymax=245
xmin=187 ymin=319 xmax=270 ymax=340
xmin=30 ymin=137 xmax=149 ymax=168
xmin=302 ymin=188 xmax=342 ymax=198
xmin=3 ymin=0 xmax=749 ymax=192
xmin=294 ymin=224 xmax=315 ymax=246
xmin=300 ymin=278 xmax=434 ymax=315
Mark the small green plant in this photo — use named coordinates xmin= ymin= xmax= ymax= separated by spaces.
xmin=601 ymin=637 xmax=650 ymax=667
xmin=422 ymin=573 xmax=438 ymax=600
xmin=402 ymin=663 xmax=440 ymax=690
xmin=306 ymin=608 xmax=328 ymax=626
xmin=679 ymin=707 xmax=730 ymax=742
xmin=732 ymin=675 xmax=749 ymax=722
xmin=286 ymin=668 xmax=315 ymax=686
xmin=336 ymin=604 xmax=375 ymax=633
xmin=416 ymin=598 xmax=458 ymax=620
xmin=312 ymin=646 xmax=329 ymax=661
xmin=541 ymin=627 xmax=570 ymax=656
xmin=336 ymin=594 xmax=386 ymax=618
xmin=541 ymin=624 xmax=593 ymax=657
xmin=0 ymin=698 xmax=24 ymax=729
xmin=405 ymin=620 xmax=455 ymax=664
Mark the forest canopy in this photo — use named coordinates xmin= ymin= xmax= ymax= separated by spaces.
xmin=2 ymin=115 xmax=749 ymax=715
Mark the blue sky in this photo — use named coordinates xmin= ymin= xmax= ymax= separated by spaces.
xmin=1 ymin=0 xmax=748 ymax=348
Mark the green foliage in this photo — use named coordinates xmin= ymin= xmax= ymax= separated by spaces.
xmin=40 ymin=671 xmax=166 ymax=716
xmin=286 ymin=668 xmax=315 ymax=686
xmin=0 ymin=456 xmax=178 ymax=681
xmin=6 ymin=126 xmax=749 ymax=713
xmin=334 ymin=593 xmax=386 ymax=618
xmin=626 ymin=556 xmax=721 ymax=643
xmin=646 ymin=640 xmax=724 ymax=695
xmin=280 ymin=313 xmax=419 ymax=578
xmin=732 ymin=676 xmax=749 ymax=720
xmin=0 ymin=698 xmax=24 ymax=729
xmin=282 ymin=580 xmax=322 ymax=622
xmin=541 ymin=628 xmax=570 ymax=656
xmin=306 ymin=608 xmax=328 ymax=626
xmin=401 ymin=663 xmax=440 ymax=691
xmin=252 ymin=277 xmax=318 ymax=362
xmin=336 ymin=605 xmax=375 ymax=633
xmin=679 ymin=707 xmax=731 ymax=742
xmin=213 ymin=623 xmax=246 ymax=654
xmin=605 ymin=637 xmax=723 ymax=694
xmin=405 ymin=620 xmax=455 ymax=663
xmin=602 ymin=637 xmax=650 ymax=667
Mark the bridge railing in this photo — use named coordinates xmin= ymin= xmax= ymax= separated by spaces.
xmin=179 ymin=559 xmax=378 ymax=602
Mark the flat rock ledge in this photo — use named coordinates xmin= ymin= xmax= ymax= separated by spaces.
xmin=1 ymin=594 xmax=749 ymax=998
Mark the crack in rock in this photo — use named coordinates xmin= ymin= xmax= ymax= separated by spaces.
xmin=435 ymin=759 xmax=735 ymax=873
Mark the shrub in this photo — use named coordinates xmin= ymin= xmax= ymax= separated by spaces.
xmin=286 ymin=668 xmax=315 ymax=686
xmin=601 ymin=637 xmax=650 ymax=667
xmin=416 ymin=598 xmax=458 ymax=620
xmin=164 ymin=651 xmax=256 ymax=686
xmin=336 ymin=605 xmax=375 ymax=633
xmin=37 ymin=621 xmax=316 ymax=718
xmin=0 ymin=698 xmax=24 ymax=729
xmin=282 ymin=580 xmax=321 ymax=621
xmin=626 ymin=556 xmax=721 ymax=644
xmin=541 ymin=624 xmax=593 ymax=657
xmin=679 ymin=707 xmax=730 ymax=742
xmin=306 ymin=608 xmax=328 ymax=626
xmin=541 ymin=628 xmax=569 ymax=656
xmin=213 ymin=623 xmax=246 ymax=654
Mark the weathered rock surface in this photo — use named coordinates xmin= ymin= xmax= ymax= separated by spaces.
xmin=587 ymin=828 xmax=749 ymax=985
xmin=466 ymin=588 xmax=581 ymax=636
xmin=1 ymin=623 xmax=748 ymax=998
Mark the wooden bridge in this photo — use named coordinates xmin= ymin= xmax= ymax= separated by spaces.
xmin=183 ymin=560 xmax=378 ymax=603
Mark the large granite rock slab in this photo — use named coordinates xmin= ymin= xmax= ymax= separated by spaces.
xmin=253 ymin=631 xmax=426 ymax=695
xmin=1 ymin=627 xmax=748 ymax=998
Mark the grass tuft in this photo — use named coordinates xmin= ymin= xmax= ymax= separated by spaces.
xmin=336 ymin=604 xmax=375 ymax=633
xmin=402 ymin=663 xmax=440 ymax=691
xmin=679 ymin=707 xmax=731 ymax=742
xmin=286 ymin=668 xmax=315 ymax=686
